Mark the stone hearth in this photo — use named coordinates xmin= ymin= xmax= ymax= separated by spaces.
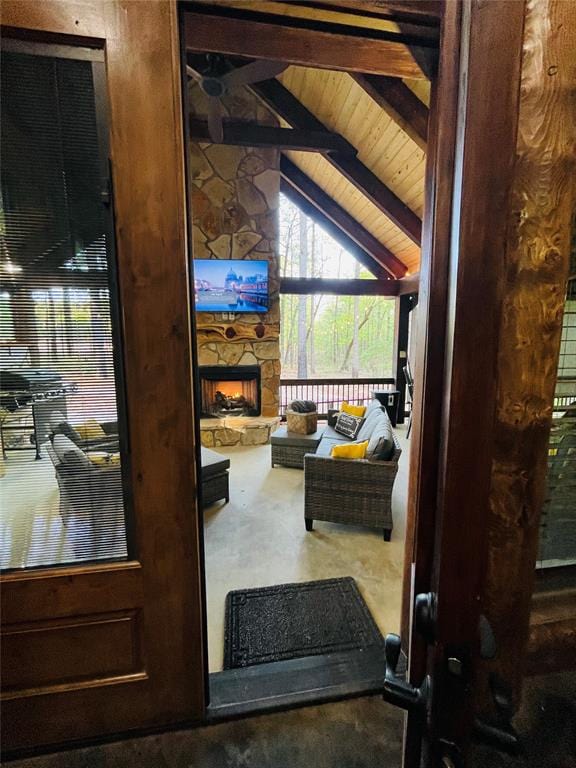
xmin=199 ymin=416 xmax=280 ymax=448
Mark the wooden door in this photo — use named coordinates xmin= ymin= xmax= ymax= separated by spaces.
xmin=0 ymin=1 xmax=205 ymax=755
xmin=398 ymin=1 xmax=527 ymax=765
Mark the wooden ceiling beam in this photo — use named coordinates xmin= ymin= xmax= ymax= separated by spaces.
xmin=189 ymin=118 xmax=356 ymax=155
xmin=281 ymin=157 xmax=407 ymax=278
xmin=305 ymin=1 xmax=441 ymax=25
xmin=353 ymin=74 xmax=428 ymax=150
xmin=252 ymin=78 xmax=422 ymax=245
xmin=280 ymin=277 xmax=399 ymax=296
xmin=184 ymin=11 xmax=433 ymax=80
xmin=213 ymin=1 xmax=440 ymax=43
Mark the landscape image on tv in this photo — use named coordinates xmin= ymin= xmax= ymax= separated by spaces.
xmin=193 ymin=259 xmax=269 ymax=313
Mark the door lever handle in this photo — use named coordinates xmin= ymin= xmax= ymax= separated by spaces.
xmin=383 ymin=634 xmax=430 ymax=712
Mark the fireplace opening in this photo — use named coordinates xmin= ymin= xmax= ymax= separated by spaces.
xmin=199 ymin=365 xmax=261 ymax=418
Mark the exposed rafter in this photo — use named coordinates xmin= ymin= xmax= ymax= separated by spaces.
xmin=281 ymin=157 xmax=406 ymax=279
xmin=353 ymin=74 xmax=429 ymax=150
xmin=189 ymin=118 xmax=356 ymax=155
xmin=184 ymin=10 xmax=434 ymax=80
xmin=249 ymin=78 xmax=422 ymax=245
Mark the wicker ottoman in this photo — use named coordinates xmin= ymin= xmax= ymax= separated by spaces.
xmin=200 ymin=447 xmax=230 ymax=507
xmin=270 ymin=426 xmax=324 ymax=469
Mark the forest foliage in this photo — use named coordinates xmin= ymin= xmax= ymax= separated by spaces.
xmin=279 ymin=194 xmax=395 ymax=379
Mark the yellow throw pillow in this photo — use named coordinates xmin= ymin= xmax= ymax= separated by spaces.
xmin=76 ymin=419 xmax=106 ymax=440
xmin=330 ymin=440 xmax=369 ymax=460
xmin=87 ymin=451 xmax=121 ymax=467
xmin=340 ymin=402 xmax=366 ymax=418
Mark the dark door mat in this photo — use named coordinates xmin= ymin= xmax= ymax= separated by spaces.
xmin=223 ymin=577 xmax=383 ymax=670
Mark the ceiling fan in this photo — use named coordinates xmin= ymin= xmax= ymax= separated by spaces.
xmin=186 ymin=57 xmax=288 ymax=143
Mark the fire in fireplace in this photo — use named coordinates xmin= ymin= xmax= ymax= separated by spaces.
xmin=198 ymin=365 xmax=261 ymax=418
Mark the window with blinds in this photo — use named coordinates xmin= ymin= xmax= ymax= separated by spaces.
xmin=0 ymin=42 xmax=131 ymax=570
xmin=538 ymin=215 xmax=576 ymax=566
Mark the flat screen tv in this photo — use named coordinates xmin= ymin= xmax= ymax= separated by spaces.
xmin=193 ymin=259 xmax=269 ymax=313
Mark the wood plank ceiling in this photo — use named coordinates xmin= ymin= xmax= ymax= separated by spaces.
xmin=187 ymin=1 xmax=434 ymax=276
xmin=278 ymin=66 xmax=428 ymax=272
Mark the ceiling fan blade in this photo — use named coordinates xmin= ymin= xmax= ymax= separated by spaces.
xmin=186 ymin=65 xmax=203 ymax=83
xmin=222 ymin=60 xmax=288 ymax=89
xmin=207 ymin=96 xmax=224 ymax=143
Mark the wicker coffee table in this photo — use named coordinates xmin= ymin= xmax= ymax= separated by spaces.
xmin=270 ymin=426 xmax=325 ymax=469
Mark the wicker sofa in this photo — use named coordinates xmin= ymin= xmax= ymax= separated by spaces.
xmin=304 ymin=400 xmax=401 ymax=541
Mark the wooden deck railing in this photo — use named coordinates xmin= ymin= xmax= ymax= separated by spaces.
xmin=279 ymin=377 xmax=395 ymax=418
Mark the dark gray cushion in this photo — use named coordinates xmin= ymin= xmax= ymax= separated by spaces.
xmin=271 ymin=426 xmax=325 ymax=448
xmin=366 ymin=415 xmax=395 ymax=461
xmin=201 ymin=447 xmax=230 ymax=478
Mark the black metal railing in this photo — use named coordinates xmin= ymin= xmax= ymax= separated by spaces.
xmin=279 ymin=377 xmax=395 ymax=418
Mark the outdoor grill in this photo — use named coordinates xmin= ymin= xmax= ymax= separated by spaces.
xmin=0 ymin=368 xmax=77 ymax=459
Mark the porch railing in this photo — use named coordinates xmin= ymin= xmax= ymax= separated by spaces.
xmin=553 ymin=377 xmax=576 ymax=414
xmin=279 ymin=377 xmax=395 ymax=418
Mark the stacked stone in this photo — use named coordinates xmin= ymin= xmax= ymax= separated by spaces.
xmin=189 ymin=83 xmax=281 ymax=418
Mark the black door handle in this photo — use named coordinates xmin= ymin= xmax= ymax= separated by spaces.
xmin=383 ymin=634 xmax=430 ymax=712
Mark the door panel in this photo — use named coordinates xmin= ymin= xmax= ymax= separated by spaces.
xmin=1 ymin=1 xmax=204 ymax=755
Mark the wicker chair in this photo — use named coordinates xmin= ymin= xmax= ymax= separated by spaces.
xmin=303 ymin=429 xmax=401 ymax=541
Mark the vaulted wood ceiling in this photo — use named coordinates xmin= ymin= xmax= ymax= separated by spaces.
xmin=187 ymin=0 xmax=435 ymax=278
xmin=278 ymin=66 xmax=429 ymax=273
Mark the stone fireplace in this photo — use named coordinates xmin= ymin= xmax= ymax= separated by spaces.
xmin=199 ymin=365 xmax=261 ymax=418
xmin=189 ymin=79 xmax=281 ymax=446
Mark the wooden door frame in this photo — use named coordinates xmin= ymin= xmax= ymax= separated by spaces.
xmin=180 ymin=2 xmax=445 ymax=718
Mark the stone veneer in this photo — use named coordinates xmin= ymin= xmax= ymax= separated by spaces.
xmin=189 ymin=82 xmax=281 ymax=419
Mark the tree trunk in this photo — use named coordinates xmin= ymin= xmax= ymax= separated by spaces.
xmin=309 ymin=222 xmax=316 ymax=374
xmin=351 ymin=261 xmax=360 ymax=378
xmin=340 ymin=303 xmax=376 ymax=372
xmin=297 ymin=208 xmax=308 ymax=378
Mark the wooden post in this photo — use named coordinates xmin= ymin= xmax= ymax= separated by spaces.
xmin=393 ymin=294 xmax=411 ymax=424
xmin=478 ymin=0 xmax=576 ymax=713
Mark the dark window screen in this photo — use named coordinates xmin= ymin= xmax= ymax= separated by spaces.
xmin=538 ymin=214 xmax=576 ymax=566
xmin=0 ymin=43 xmax=131 ymax=570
